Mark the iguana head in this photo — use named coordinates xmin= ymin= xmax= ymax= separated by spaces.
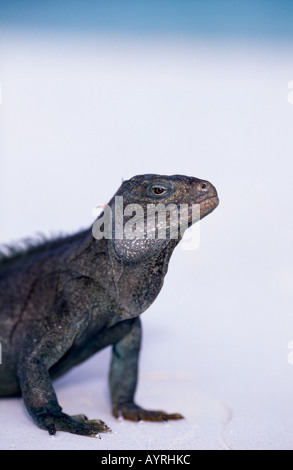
xmin=114 ymin=173 xmax=219 ymax=220
xmin=93 ymin=174 xmax=219 ymax=262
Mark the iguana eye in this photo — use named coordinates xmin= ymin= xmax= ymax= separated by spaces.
xmin=151 ymin=186 xmax=167 ymax=195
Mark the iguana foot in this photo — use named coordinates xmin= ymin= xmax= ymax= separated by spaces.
xmin=29 ymin=404 xmax=111 ymax=436
xmin=44 ymin=413 xmax=111 ymax=436
xmin=112 ymin=403 xmax=184 ymax=422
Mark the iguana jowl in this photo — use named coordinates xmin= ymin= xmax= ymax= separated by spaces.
xmin=0 ymin=174 xmax=219 ymax=436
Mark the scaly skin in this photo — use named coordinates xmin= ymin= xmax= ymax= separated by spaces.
xmin=0 ymin=174 xmax=219 ymax=436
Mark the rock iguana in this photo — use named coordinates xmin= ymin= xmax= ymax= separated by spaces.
xmin=0 ymin=174 xmax=219 ymax=436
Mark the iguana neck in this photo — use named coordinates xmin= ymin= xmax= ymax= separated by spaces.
xmin=105 ymin=236 xmax=180 ymax=317
xmin=66 ymin=229 xmax=179 ymax=317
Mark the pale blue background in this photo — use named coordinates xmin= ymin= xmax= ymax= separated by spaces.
xmin=0 ymin=0 xmax=293 ymax=450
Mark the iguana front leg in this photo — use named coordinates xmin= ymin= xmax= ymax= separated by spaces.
xmin=109 ymin=317 xmax=183 ymax=422
xmin=17 ymin=304 xmax=110 ymax=436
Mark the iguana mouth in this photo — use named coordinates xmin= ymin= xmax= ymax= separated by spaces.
xmin=201 ymin=195 xmax=219 ymax=205
xmin=198 ymin=195 xmax=219 ymax=219
xmin=185 ymin=195 xmax=219 ymax=221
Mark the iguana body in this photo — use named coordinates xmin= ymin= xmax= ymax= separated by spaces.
xmin=0 ymin=174 xmax=219 ymax=436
